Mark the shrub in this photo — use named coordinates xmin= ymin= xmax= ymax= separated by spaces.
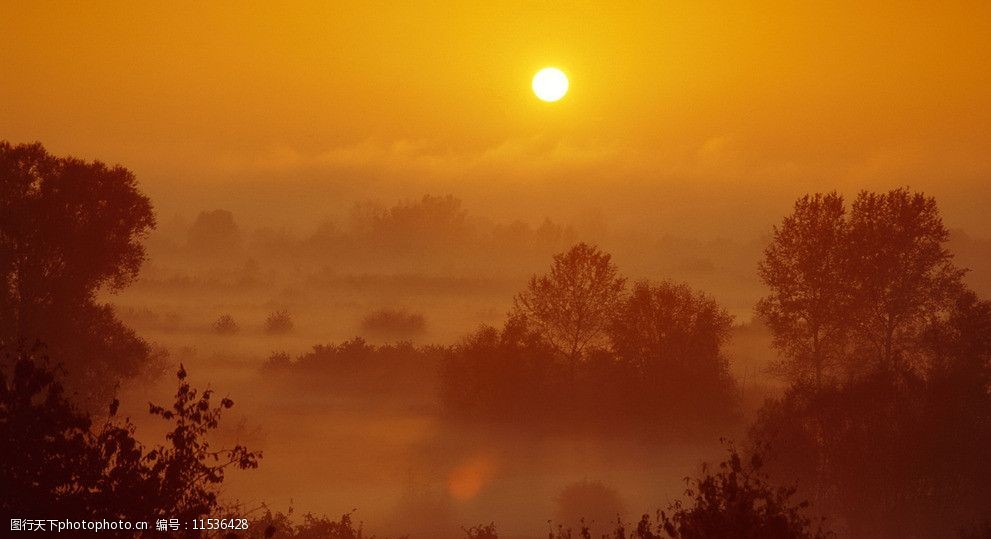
xmin=265 ymin=310 xmax=294 ymax=334
xmin=655 ymin=445 xmax=830 ymax=538
xmin=0 ymin=351 xmax=259 ymax=528
xmin=213 ymin=313 xmax=239 ymax=334
xmin=262 ymin=339 xmax=442 ymax=399
xmin=261 ymin=351 xmax=293 ymax=374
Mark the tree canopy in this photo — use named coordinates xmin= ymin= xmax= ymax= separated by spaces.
xmin=511 ymin=242 xmax=626 ymax=365
xmin=757 ymin=188 xmax=966 ymax=387
xmin=0 ymin=141 xmax=156 ymax=406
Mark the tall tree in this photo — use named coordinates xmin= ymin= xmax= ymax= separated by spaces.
xmin=0 ymin=141 xmax=156 ymax=406
xmin=511 ymin=243 xmax=626 ymax=366
xmin=756 ymin=193 xmax=851 ymax=388
xmin=757 ymin=189 xmax=966 ymax=385
xmin=753 ymin=190 xmax=988 ymax=537
xmin=846 ymin=188 xmax=965 ymax=372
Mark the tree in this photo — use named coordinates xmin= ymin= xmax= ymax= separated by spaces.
xmin=750 ymin=365 xmax=991 ymax=538
xmin=0 ymin=141 xmax=156 ymax=407
xmin=611 ymin=280 xmax=733 ymax=373
xmin=846 ymin=188 xmax=965 ymax=372
xmin=349 ymin=194 xmax=472 ymax=254
xmin=440 ymin=323 xmax=563 ymax=422
xmin=921 ymin=290 xmax=991 ymax=379
xmin=186 ymin=209 xmax=242 ymax=257
xmin=749 ymin=292 xmax=991 ymax=537
xmin=0 ymin=349 xmax=96 ymax=520
xmin=443 ymin=253 xmax=739 ymax=435
xmin=756 ymin=193 xmax=850 ymax=389
xmin=511 ymin=243 xmax=626 ymax=367
xmin=609 ymin=280 xmax=736 ymax=424
xmin=756 ymin=189 xmax=967 ymax=386
xmin=0 ymin=350 xmax=259 ymax=537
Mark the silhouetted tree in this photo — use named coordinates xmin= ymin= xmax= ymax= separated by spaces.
xmin=266 ymin=338 xmax=442 ymax=406
xmin=293 ymin=512 xmax=368 ymax=539
xmin=921 ymin=289 xmax=991 ymax=379
xmin=753 ymin=190 xmax=988 ymax=537
xmin=512 ymin=243 xmax=626 ymax=367
xmin=757 ymin=189 xmax=966 ymax=386
xmin=846 ymin=188 xmax=965 ymax=372
xmin=751 ymin=368 xmax=991 ymax=537
xmin=610 ymin=280 xmax=736 ymax=422
xmin=751 ymin=292 xmax=991 ymax=537
xmin=187 ymin=209 xmax=242 ymax=257
xmin=0 ymin=141 xmax=156 ymax=407
xmin=756 ymin=193 xmax=850 ymax=389
xmin=611 ymin=281 xmax=734 ymax=370
xmin=656 ymin=446 xmax=829 ymax=539
xmin=0 ymin=349 xmax=97 ymax=520
xmin=441 ymin=323 xmax=563 ymax=422
xmin=349 ymin=194 xmax=472 ymax=255
xmin=0 ymin=350 xmax=259 ymax=537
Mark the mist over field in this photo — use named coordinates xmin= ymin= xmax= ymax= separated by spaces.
xmin=108 ymin=194 xmax=768 ymax=538
xmin=93 ymin=188 xmax=987 ymax=538
xmin=3 ymin=3 xmax=991 ymax=538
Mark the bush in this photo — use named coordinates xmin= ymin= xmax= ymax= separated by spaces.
xmin=270 ymin=339 xmax=441 ymax=393
xmin=360 ymin=308 xmax=427 ymax=337
xmin=261 ymin=351 xmax=293 ymax=374
xmin=0 ymin=351 xmax=259 ymax=531
xmin=213 ymin=313 xmax=239 ymax=334
xmin=655 ymin=445 xmax=830 ymax=538
xmin=265 ymin=310 xmax=294 ymax=334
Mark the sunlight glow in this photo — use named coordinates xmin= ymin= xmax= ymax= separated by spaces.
xmin=532 ymin=67 xmax=569 ymax=102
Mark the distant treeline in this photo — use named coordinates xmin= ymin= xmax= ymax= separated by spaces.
xmin=153 ymin=195 xmax=580 ymax=269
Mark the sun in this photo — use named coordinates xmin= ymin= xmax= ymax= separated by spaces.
xmin=532 ymin=67 xmax=569 ymax=102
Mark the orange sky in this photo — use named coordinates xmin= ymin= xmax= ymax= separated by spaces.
xmin=3 ymin=1 xmax=990 ymax=234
